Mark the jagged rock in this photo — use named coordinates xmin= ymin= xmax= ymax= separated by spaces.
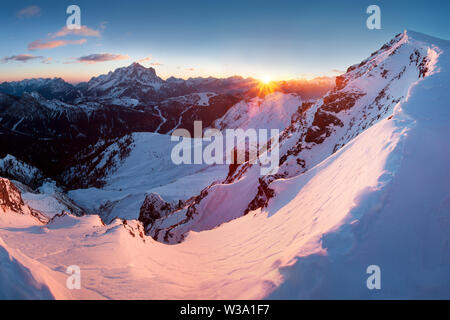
xmin=0 ymin=155 xmax=45 ymax=189
xmin=244 ymin=178 xmax=275 ymax=215
xmin=0 ymin=177 xmax=25 ymax=213
xmin=0 ymin=177 xmax=49 ymax=223
xmin=139 ymin=193 xmax=177 ymax=231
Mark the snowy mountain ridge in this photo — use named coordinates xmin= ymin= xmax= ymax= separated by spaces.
xmin=0 ymin=77 xmax=82 ymax=102
xmin=0 ymin=30 xmax=449 ymax=299
xmin=140 ymin=30 xmax=443 ymax=243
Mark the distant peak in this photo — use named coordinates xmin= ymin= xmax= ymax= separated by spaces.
xmin=129 ymin=62 xmax=151 ymax=70
xmin=125 ymin=62 xmax=156 ymax=74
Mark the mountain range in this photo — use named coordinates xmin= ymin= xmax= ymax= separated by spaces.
xmin=0 ymin=62 xmax=332 ymax=185
xmin=0 ymin=30 xmax=449 ymax=299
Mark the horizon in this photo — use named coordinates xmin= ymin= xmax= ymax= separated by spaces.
xmin=2 ymin=29 xmax=448 ymax=85
xmin=0 ymin=60 xmax=341 ymax=85
xmin=1 ymin=0 xmax=450 ymax=83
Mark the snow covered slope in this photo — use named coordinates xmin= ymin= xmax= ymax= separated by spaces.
xmin=0 ymin=77 xmax=82 ymax=102
xmin=0 ymin=236 xmax=68 ymax=299
xmin=0 ymin=154 xmax=45 ymax=188
xmin=0 ymin=177 xmax=48 ymax=223
xmin=68 ymin=92 xmax=303 ymax=223
xmin=68 ymin=132 xmax=229 ymax=222
xmin=212 ymin=92 xmax=302 ymax=131
xmin=0 ymin=30 xmax=448 ymax=299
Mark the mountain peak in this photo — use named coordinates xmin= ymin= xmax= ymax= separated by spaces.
xmin=83 ymin=61 xmax=164 ymax=99
xmin=126 ymin=61 xmax=156 ymax=73
xmin=129 ymin=61 xmax=147 ymax=70
xmin=118 ymin=62 xmax=158 ymax=77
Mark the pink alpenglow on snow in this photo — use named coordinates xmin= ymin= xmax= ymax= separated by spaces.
xmin=0 ymin=31 xmax=449 ymax=300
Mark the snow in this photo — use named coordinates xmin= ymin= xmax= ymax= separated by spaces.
xmin=11 ymin=117 xmax=24 ymax=131
xmin=155 ymin=29 xmax=446 ymax=241
xmin=153 ymin=106 xmax=166 ymax=133
xmin=2 ymin=89 xmax=447 ymax=298
xmin=110 ymin=98 xmax=139 ymax=108
xmin=196 ymin=92 xmax=217 ymax=106
xmin=0 ymin=30 xmax=449 ymax=299
xmin=68 ymin=132 xmax=228 ymax=222
xmin=270 ymin=33 xmax=450 ymax=298
xmin=0 ymin=213 xmax=100 ymax=299
xmin=0 ymin=236 xmax=56 ymax=299
xmin=21 ymin=182 xmax=71 ymax=218
xmin=85 ymin=63 xmax=164 ymax=98
xmin=213 ymin=92 xmax=302 ymax=131
xmin=0 ymin=154 xmax=45 ymax=187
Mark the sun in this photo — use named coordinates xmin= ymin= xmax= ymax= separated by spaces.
xmin=256 ymin=75 xmax=278 ymax=97
xmin=261 ymin=75 xmax=271 ymax=84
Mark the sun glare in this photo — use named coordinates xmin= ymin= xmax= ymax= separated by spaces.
xmin=256 ymin=75 xmax=278 ymax=97
xmin=261 ymin=75 xmax=271 ymax=84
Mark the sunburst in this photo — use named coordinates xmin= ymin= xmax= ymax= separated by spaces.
xmin=257 ymin=76 xmax=277 ymax=97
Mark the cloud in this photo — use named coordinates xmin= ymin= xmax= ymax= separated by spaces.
xmin=50 ymin=26 xmax=101 ymax=38
xmin=17 ymin=6 xmax=40 ymax=18
xmin=186 ymin=67 xmax=195 ymax=71
xmin=28 ymin=25 xmax=98 ymax=51
xmin=2 ymin=54 xmax=45 ymax=63
xmin=71 ymin=53 xmax=130 ymax=64
xmin=138 ymin=55 xmax=163 ymax=66
xmin=41 ymin=57 xmax=52 ymax=64
xmin=138 ymin=55 xmax=152 ymax=63
xmin=330 ymin=69 xmax=345 ymax=74
xmin=28 ymin=39 xmax=87 ymax=50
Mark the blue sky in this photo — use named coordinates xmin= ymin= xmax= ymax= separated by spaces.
xmin=0 ymin=0 xmax=449 ymax=83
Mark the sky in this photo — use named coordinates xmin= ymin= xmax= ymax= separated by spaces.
xmin=0 ymin=0 xmax=449 ymax=83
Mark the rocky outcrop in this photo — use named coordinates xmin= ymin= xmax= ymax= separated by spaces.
xmin=138 ymin=193 xmax=178 ymax=231
xmin=0 ymin=177 xmax=25 ymax=213
xmin=244 ymin=178 xmax=275 ymax=215
xmin=0 ymin=155 xmax=45 ymax=189
xmin=0 ymin=177 xmax=49 ymax=223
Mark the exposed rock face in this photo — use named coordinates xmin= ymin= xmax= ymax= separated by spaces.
xmin=138 ymin=193 xmax=178 ymax=231
xmin=304 ymin=110 xmax=344 ymax=144
xmin=243 ymin=178 xmax=275 ymax=215
xmin=0 ymin=155 xmax=45 ymax=189
xmin=60 ymin=135 xmax=134 ymax=190
xmin=0 ymin=177 xmax=25 ymax=213
xmin=0 ymin=177 xmax=49 ymax=223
